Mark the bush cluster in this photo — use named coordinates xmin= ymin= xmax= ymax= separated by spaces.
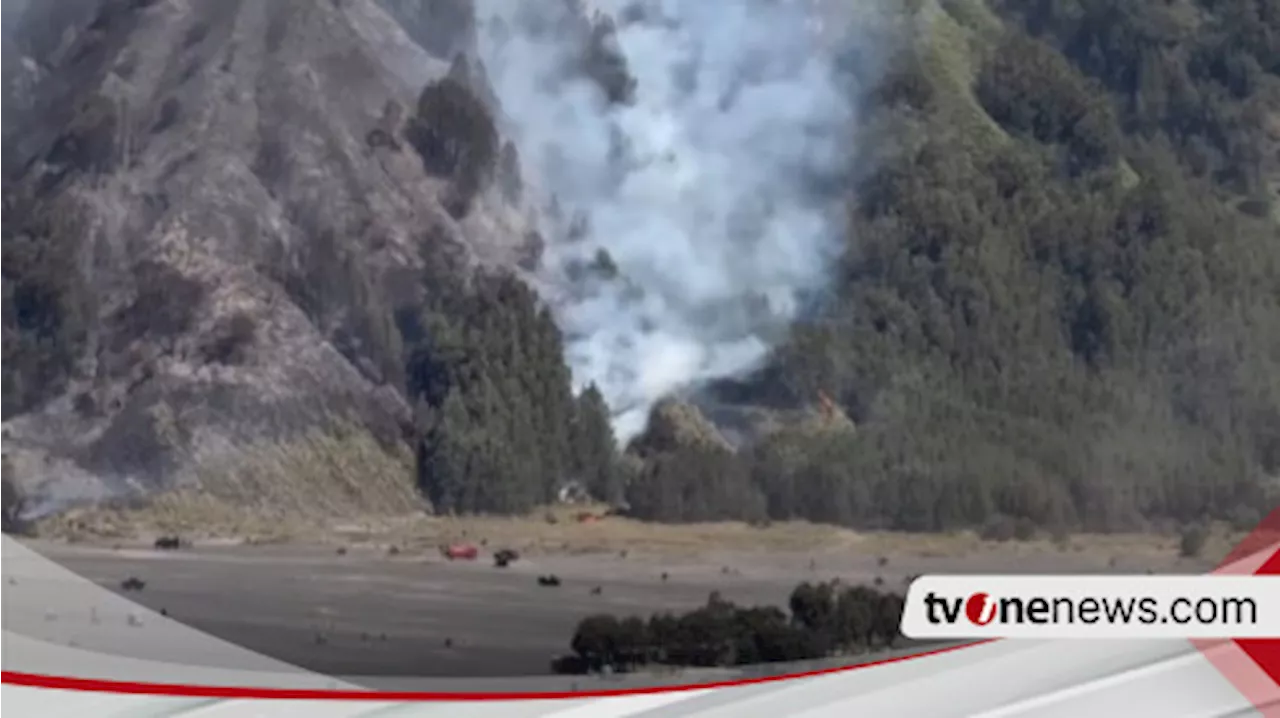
xmin=557 ymin=581 xmax=906 ymax=674
xmin=405 ymin=77 xmax=499 ymax=216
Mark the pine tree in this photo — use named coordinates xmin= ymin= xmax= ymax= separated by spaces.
xmin=572 ymin=383 xmax=618 ymax=502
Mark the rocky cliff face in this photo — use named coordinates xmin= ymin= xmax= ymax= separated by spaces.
xmin=1 ymin=0 xmax=538 ymax=515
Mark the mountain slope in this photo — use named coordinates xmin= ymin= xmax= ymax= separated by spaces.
xmin=1 ymin=0 xmax=535 ymax=515
xmin=3 ymin=0 xmax=1277 ymax=538
xmin=716 ymin=0 xmax=1280 ymax=531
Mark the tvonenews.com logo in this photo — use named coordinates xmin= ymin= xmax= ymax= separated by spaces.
xmin=899 ymin=576 xmax=1280 ymax=639
xmin=923 ymin=590 xmax=1257 ymax=627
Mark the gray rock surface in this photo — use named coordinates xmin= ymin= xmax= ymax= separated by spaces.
xmin=1 ymin=0 xmax=536 ymax=514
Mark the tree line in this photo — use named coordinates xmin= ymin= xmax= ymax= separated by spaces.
xmin=554 ymin=580 xmax=907 ymax=674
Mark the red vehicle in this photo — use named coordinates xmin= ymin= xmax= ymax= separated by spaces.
xmin=442 ymin=543 xmax=478 ymax=561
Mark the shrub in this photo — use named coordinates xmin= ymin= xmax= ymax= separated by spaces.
xmin=1179 ymin=524 xmax=1209 ymax=559
xmin=46 ymin=94 xmax=120 ymax=175
xmin=497 ymin=140 xmax=522 ymax=202
xmin=980 ymin=514 xmax=1017 ymax=543
xmin=2 ymin=475 xmax=29 ymax=535
xmin=568 ymin=581 xmax=907 ymax=673
xmin=571 ymin=614 xmax=622 ymax=671
xmin=1013 ymin=517 xmax=1038 ymax=542
xmin=406 ymin=77 xmax=498 ymax=215
xmin=580 ymin=14 xmax=636 ymax=105
xmin=200 ymin=312 xmax=256 ymax=365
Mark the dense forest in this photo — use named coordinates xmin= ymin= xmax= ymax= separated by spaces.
xmin=3 ymin=0 xmax=1278 ymax=536
xmin=621 ymin=0 xmax=1280 ymax=533
xmin=408 ymin=0 xmax=1279 ymax=534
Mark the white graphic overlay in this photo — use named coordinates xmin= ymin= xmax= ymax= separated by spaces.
xmin=901 ymin=575 xmax=1280 ymax=639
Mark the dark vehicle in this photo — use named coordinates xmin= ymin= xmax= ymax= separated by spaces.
xmin=493 ymin=548 xmax=519 ymax=567
xmin=537 ymin=574 xmax=562 ymax=587
xmin=153 ymin=535 xmax=183 ymax=550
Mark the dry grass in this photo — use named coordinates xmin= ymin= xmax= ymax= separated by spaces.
xmin=34 ymin=490 xmax=1246 ymax=577
xmin=34 ymin=423 xmax=423 ymax=543
xmin=27 ymin=420 xmax=1247 ymax=571
xmin=36 ymin=475 xmax=1248 ymax=571
xmin=190 ymin=423 xmax=421 ymax=516
xmin=365 ymin=507 xmax=867 ymax=559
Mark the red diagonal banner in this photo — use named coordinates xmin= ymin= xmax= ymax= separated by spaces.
xmin=1195 ymin=506 xmax=1280 ymax=717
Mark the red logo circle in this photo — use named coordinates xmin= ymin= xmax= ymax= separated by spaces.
xmin=965 ymin=592 xmax=996 ymax=625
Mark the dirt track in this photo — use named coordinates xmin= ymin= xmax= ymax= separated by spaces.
xmin=23 ymin=533 xmax=1212 ymax=679
xmin=30 ymin=541 xmax=858 ymax=677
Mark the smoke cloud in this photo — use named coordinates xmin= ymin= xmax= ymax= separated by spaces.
xmin=475 ymin=0 xmax=863 ymax=442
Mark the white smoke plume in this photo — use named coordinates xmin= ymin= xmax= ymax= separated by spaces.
xmin=475 ymin=0 xmax=865 ymax=443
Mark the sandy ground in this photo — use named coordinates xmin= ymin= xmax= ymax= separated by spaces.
xmin=15 ymin=521 xmax=1226 ymax=679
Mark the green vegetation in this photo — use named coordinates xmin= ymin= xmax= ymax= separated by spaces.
xmin=707 ymin=0 xmax=1280 ymax=532
xmin=556 ymin=581 xmax=906 ymax=674
xmin=405 ymin=75 xmax=499 ymax=216
xmin=404 ymin=262 xmax=618 ymax=515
